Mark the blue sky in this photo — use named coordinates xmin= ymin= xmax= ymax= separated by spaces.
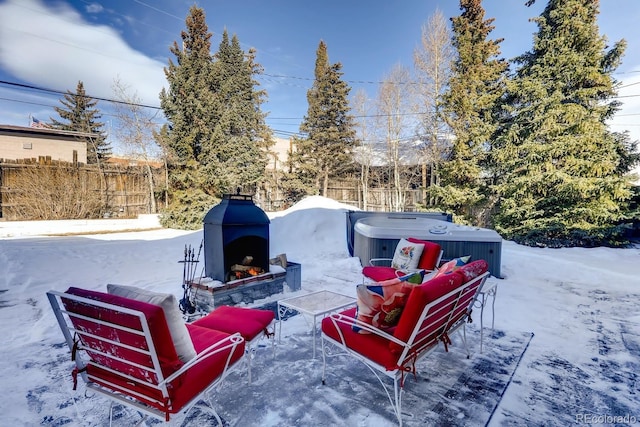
xmin=1 ymin=0 xmax=639 ymax=150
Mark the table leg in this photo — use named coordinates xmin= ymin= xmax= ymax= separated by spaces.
xmin=491 ymin=286 xmax=497 ymax=330
xmin=312 ymin=316 xmax=317 ymax=359
xmin=277 ymin=303 xmax=291 ymax=345
xmin=480 ymin=293 xmax=486 ymax=354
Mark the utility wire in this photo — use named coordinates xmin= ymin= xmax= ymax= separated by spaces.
xmin=4 ymin=79 xmax=638 ymax=122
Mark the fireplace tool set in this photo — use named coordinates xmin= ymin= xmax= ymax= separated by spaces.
xmin=178 ymin=241 xmax=203 ymax=316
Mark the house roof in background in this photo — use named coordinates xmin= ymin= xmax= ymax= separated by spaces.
xmin=0 ymin=124 xmax=94 ymax=139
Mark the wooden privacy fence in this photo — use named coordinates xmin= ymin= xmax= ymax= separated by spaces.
xmin=256 ymin=178 xmax=426 ymax=213
xmin=0 ymin=157 xmax=162 ymax=221
xmin=323 ymin=178 xmax=426 ymax=212
xmin=1 ymin=158 xmax=426 ymax=221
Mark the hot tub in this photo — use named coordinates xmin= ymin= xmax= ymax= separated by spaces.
xmin=354 ymin=216 xmax=503 ymax=278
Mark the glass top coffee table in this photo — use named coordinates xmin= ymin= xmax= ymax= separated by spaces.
xmin=277 ymin=290 xmax=356 ymax=358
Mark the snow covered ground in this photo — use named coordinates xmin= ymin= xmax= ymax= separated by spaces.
xmin=1 ymin=196 xmax=639 ymax=426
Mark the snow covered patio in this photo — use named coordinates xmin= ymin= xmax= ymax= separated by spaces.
xmin=1 ymin=196 xmax=639 ymax=426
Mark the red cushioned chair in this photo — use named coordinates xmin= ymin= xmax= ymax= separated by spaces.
xmin=321 ymin=260 xmax=489 ymax=426
xmin=192 ymin=305 xmax=275 ymax=384
xmin=47 ymin=287 xmax=246 ymax=425
xmin=362 ymin=238 xmax=443 ymax=282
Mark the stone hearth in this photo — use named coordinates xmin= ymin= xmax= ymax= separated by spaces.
xmin=189 ymin=262 xmax=301 ymax=311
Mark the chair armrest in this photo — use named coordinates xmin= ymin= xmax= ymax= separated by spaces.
xmin=162 ymin=332 xmax=244 ymax=385
xmin=368 ymin=258 xmax=393 ymax=267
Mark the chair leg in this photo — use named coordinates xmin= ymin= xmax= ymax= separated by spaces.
xmin=246 ymin=343 xmax=253 ymax=385
xmin=460 ymin=324 xmax=471 ymax=359
xmin=394 ymin=377 xmax=404 ymax=427
xmin=321 ymin=338 xmax=327 ymax=385
xmin=203 ymin=395 xmax=224 ymax=426
xmin=108 ymin=402 xmax=148 ymax=427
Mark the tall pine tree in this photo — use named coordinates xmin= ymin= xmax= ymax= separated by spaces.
xmin=159 ymin=6 xmax=217 ymax=229
xmin=285 ymin=40 xmax=357 ymax=201
xmin=436 ymin=0 xmax=508 ymax=225
xmin=202 ymin=30 xmax=272 ymax=195
xmin=160 ymin=6 xmax=271 ymax=228
xmin=50 ymin=80 xmax=110 ymax=164
xmin=492 ymin=0 xmax=635 ymax=246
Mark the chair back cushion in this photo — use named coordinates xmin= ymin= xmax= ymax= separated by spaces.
xmin=454 ymin=259 xmax=489 ymax=282
xmin=62 ymin=287 xmax=182 ymax=383
xmin=107 ymin=284 xmax=197 ymax=362
xmin=390 ymin=273 xmax=464 ymax=354
xmin=407 ymin=238 xmax=442 ymax=270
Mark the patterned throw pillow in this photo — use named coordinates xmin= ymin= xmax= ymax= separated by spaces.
xmin=390 ymin=238 xmax=425 ymax=270
xmin=353 ymin=270 xmax=423 ymax=334
xmin=434 ymin=256 xmax=471 ymax=278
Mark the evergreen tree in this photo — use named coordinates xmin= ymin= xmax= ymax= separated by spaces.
xmin=492 ymin=0 xmax=636 ymax=246
xmin=159 ymin=6 xmax=272 ymax=229
xmin=436 ymin=0 xmax=508 ymax=225
xmin=203 ymin=30 xmax=272 ymax=195
xmin=286 ymin=40 xmax=357 ymax=200
xmin=159 ymin=5 xmax=218 ymax=229
xmin=50 ymin=81 xmax=110 ymax=164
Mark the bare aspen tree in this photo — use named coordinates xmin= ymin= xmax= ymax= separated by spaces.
xmin=413 ymin=8 xmax=454 ymax=206
xmin=111 ymin=77 xmax=163 ymax=213
xmin=375 ymin=64 xmax=417 ymax=212
xmin=351 ymin=89 xmax=373 ymax=210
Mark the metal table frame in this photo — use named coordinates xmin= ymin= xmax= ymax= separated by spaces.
xmin=475 ymin=281 xmax=498 ymax=353
xmin=277 ymin=290 xmax=356 ymax=358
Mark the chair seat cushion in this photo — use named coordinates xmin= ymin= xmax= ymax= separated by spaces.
xmin=321 ymin=307 xmax=399 ymax=370
xmin=90 ymin=324 xmax=245 ymax=415
xmin=362 ymin=266 xmax=398 ymax=282
xmin=193 ymin=306 xmax=275 ymax=341
xmin=168 ymin=324 xmax=245 ymax=413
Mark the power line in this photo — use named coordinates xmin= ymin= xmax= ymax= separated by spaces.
xmin=0 ymin=80 xmax=160 ymax=110
xmin=2 ymin=78 xmax=639 ymax=126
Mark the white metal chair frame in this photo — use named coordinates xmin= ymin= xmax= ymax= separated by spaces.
xmin=244 ymin=321 xmax=276 ymax=384
xmin=321 ymin=271 xmax=489 ymax=426
xmin=47 ymin=290 xmax=245 ymax=425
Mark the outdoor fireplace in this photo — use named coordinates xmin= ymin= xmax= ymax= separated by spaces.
xmin=203 ymin=193 xmax=270 ymax=283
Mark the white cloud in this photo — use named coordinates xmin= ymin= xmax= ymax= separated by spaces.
xmin=85 ymin=2 xmax=104 ymax=14
xmin=0 ymin=0 xmax=166 ymax=107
